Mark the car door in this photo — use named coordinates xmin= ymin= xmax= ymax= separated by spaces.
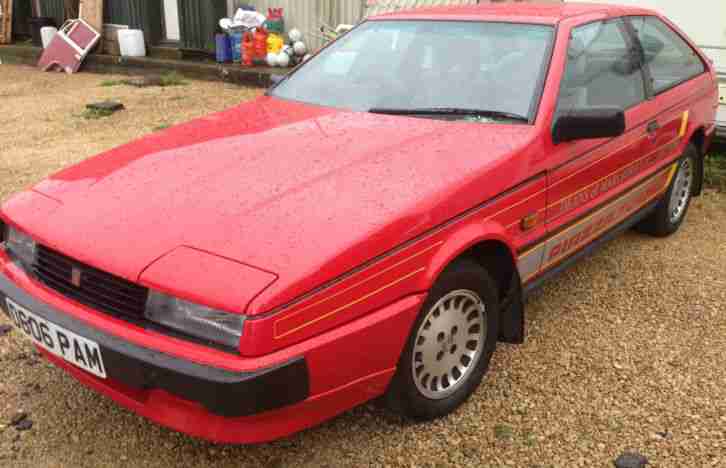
xmin=626 ymin=15 xmax=710 ymax=163
xmin=534 ymin=18 xmax=656 ymax=278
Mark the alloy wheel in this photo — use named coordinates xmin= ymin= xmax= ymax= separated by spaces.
xmin=411 ymin=290 xmax=487 ymax=400
xmin=668 ymin=158 xmax=693 ymax=224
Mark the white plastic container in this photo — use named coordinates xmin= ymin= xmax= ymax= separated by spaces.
xmin=117 ymin=29 xmax=146 ymax=57
xmin=40 ymin=26 xmax=58 ymax=49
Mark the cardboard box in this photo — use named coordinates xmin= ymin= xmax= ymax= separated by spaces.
xmin=103 ymin=23 xmax=128 ymax=56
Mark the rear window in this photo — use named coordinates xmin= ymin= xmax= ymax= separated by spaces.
xmin=629 ymin=16 xmax=706 ymax=94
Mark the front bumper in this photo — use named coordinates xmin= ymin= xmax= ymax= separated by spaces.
xmin=0 ymin=272 xmax=310 ymax=418
xmin=0 ymin=250 xmax=424 ymax=443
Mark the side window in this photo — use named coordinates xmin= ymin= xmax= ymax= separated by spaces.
xmin=630 ymin=16 xmax=706 ymax=94
xmin=557 ymin=20 xmax=646 ymax=114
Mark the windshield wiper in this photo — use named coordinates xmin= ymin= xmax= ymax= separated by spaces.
xmin=368 ymin=107 xmax=530 ymax=122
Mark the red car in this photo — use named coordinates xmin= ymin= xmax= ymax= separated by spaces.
xmin=0 ymin=3 xmax=718 ymax=443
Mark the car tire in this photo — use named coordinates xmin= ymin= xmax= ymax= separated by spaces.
xmin=637 ymin=144 xmax=699 ymax=237
xmin=386 ymin=259 xmax=499 ymax=420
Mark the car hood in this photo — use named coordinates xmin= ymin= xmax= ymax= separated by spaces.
xmin=8 ymin=97 xmax=536 ymax=314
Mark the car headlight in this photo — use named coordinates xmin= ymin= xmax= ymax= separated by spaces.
xmin=5 ymin=226 xmax=37 ymax=270
xmin=145 ymin=291 xmax=245 ymax=349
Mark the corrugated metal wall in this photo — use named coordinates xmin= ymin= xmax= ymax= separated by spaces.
xmin=38 ymin=0 xmax=65 ymax=27
xmin=12 ymin=0 xmax=33 ymax=36
xmin=178 ymin=0 xmax=227 ymax=53
xmin=104 ymin=0 xmax=163 ymax=44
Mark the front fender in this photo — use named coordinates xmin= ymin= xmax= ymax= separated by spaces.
xmin=421 ymin=218 xmax=515 ymax=288
xmin=139 ymin=247 xmax=278 ymax=315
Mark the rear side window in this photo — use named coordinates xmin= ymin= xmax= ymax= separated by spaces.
xmin=629 ymin=16 xmax=706 ymax=94
xmin=557 ymin=19 xmax=646 ymax=114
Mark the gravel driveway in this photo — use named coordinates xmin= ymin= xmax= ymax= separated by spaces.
xmin=1 ymin=64 xmax=725 ymax=468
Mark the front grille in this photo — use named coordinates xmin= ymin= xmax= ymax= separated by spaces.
xmin=33 ymin=245 xmax=149 ymax=319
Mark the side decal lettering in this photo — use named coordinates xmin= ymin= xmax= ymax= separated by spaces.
xmin=517 ymin=164 xmax=675 ymax=282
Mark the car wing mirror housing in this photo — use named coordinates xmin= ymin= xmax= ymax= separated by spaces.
xmin=552 ymin=107 xmax=626 ymax=144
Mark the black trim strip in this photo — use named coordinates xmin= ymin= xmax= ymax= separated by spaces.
xmin=0 ymin=274 xmax=310 ymax=417
xmin=523 ymin=198 xmax=658 ymax=297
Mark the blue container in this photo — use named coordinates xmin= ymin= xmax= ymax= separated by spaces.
xmin=215 ymin=34 xmax=233 ymax=63
xmin=229 ymin=32 xmax=243 ymax=63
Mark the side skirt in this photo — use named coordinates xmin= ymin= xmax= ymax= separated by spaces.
xmin=522 ymin=199 xmax=659 ymax=298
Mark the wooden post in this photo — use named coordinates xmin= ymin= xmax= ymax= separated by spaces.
xmin=79 ymin=0 xmax=103 ymax=52
xmin=65 ymin=0 xmax=79 ymax=20
xmin=0 ymin=0 xmax=12 ymax=45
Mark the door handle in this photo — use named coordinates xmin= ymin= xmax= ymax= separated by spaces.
xmin=646 ymin=121 xmax=660 ymax=135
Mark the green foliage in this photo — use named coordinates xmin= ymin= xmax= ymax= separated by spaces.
xmin=705 ymin=149 xmax=726 ymax=192
xmin=99 ymin=72 xmax=188 ymax=89
xmin=158 ymin=72 xmax=188 ymax=87
xmin=81 ymin=108 xmax=115 ymax=120
xmin=494 ymin=424 xmax=514 ymax=440
xmin=100 ymin=80 xmax=125 ymax=87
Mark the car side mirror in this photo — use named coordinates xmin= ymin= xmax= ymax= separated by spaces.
xmin=552 ymin=107 xmax=626 ymax=144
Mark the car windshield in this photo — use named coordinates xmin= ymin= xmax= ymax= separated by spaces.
xmin=270 ymin=20 xmax=555 ymax=122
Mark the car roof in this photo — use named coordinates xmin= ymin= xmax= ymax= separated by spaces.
xmin=369 ymin=2 xmax=658 ymax=25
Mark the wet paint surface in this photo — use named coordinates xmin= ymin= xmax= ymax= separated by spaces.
xmin=0 ymin=2 xmax=720 ymax=445
xmin=3 ymin=96 xmax=534 ymax=314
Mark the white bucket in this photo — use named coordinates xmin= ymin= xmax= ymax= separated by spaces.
xmin=40 ymin=26 xmax=58 ymax=49
xmin=118 ymin=29 xmax=146 ymax=57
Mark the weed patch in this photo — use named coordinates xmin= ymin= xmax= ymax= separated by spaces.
xmin=705 ymin=151 xmax=726 ymax=191
xmin=100 ymin=80 xmax=124 ymax=87
xmin=159 ymin=72 xmax=188 ymax=87
xmin=494 ymin=424 xmax=514 ymax=440
xmin=81 ymin=108 xmax=116 ymax=119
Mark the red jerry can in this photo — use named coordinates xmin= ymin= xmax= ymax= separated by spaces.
xmin=242 ymin=31 xmax=254 ymax=67
xmin=253 ymin=27 xmax=268 ymax=65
